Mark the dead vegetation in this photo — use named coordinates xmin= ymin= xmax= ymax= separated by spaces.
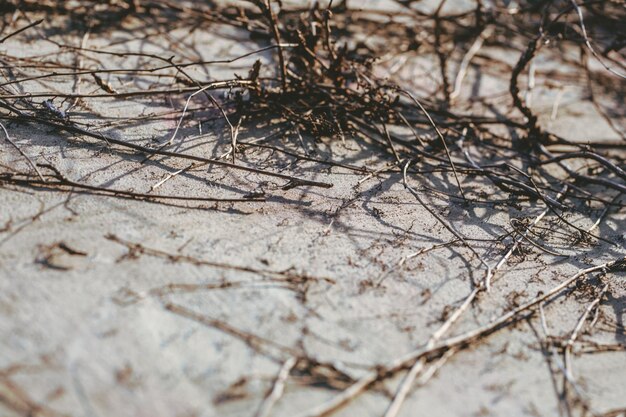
xmin=1 ymin=0 xmax=625 ymax=416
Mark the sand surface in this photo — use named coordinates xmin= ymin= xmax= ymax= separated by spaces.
xmin=1 ymin=2 xmax=625 ymax=417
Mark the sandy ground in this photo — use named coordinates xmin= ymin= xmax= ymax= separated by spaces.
xmin=1 ymin=3 xmax=625 ymax=417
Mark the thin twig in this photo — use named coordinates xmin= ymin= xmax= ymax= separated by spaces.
xmin=0 ymin=121 xmax=45 ymax=181
xmin=254 ymin=357 xmax=297 ymax=417
xmin=0 ymin=18 xmax=43 ymax=43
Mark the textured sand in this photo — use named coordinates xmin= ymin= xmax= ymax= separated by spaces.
xmin=1 ymin=3 xmax=625 ymax=417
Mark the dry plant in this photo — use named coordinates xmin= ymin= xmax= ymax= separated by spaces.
xmin=1 ymin=0 xmax=625 ymax=416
